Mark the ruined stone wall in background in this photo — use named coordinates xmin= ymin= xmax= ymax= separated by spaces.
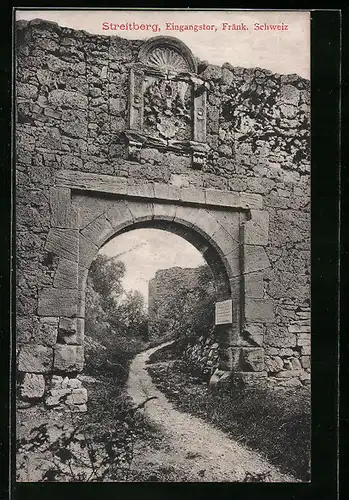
xmin=148 ymin=266 xmax=219 ymax=380
xmin=16 ymin=19 xmax=310 ymax=401
xmin=148 ymin=265 xmax=215 ymax=337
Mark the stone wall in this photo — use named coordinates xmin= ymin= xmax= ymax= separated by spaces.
xmin=16 ymin=18 xmax=311 ymax=406
xmin=148 ymin=265 xmax=215 ymax=337
xmin=184 ymin=335 xmax=220 ymax=381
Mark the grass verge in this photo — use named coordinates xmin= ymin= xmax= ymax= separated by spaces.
xmin=146 ymin=342 xmax=311 ymax=481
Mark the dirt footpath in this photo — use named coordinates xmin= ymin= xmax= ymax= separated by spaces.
xmin=127 ymin=342 xmax=297 ymax=482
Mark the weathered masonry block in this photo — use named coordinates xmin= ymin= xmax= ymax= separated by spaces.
xmin=16 ymin=18 xmax=311 ymax=408
xmin=18 ymin=345 xmax=53 ymax=373
xmin=53 ymin=345 xmax=84 ymax=372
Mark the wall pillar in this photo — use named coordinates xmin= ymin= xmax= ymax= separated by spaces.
xmin=229 ymin=209 xmax=271 ymax=384
xmin=17 ymin=187 xmax=87 ymax=411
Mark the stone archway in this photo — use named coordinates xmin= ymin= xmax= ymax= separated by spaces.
xmin=77 ymin=206 xmax=239 ymax=375
xmin=18 ymin=168 xmax=273 ymax=408
xmin=74 ymin=187 xmax=243 ymax=374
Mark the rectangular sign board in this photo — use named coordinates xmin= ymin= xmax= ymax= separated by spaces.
xmin=215 ymin=299 xmax=233 ymax=325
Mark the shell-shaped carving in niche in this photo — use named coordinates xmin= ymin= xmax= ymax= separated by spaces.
xmin=146 ymin=47 xmax=189 ymax=72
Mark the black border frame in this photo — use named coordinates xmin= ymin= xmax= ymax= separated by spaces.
xmin=0 ymin=5 xmax=342 ymax=500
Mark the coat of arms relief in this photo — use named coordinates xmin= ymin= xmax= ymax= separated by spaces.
xmin=125 ymin=37 xmax=208 ymax=168
xmin=143 ymin=78 xmax=192 ymax=141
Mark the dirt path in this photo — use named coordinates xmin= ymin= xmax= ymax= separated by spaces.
xmin=127 ymin=342 xmax=297 ymax=482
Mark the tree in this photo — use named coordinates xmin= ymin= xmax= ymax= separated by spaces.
xmin=85 ymin=253 xmax=148 ymax=343
xmin=88 ymin=254 xmax=125 ymax=299
xmin=116 ymin=290 xmax=149 ymax=341
xmin=149 ymin=265 xmax=216 ymax=343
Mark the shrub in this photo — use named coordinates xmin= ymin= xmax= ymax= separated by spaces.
xmin=150 ymin=265 xmax=216 ymax=344
xmin=16 ymin=394 xmax=151 ymax=482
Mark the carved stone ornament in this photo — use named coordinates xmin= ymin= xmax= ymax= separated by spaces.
xmin=128 ymin=139 xmax=142 ymax=162
xmin=143 ymin=78 xmax=192 ymax=141
xmin=138 ymin=36 xmax=197 ymax=73
xmin=125 ymin=36 xmax=209 ymax=168
xmin=146 ymin=46 xmax=189 ymax=73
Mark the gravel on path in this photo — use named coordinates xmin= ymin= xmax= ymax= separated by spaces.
xmin=127 ymin=342 xmax=297 ymax=483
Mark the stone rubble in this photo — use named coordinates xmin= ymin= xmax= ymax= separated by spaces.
xmin=44 ymin=375 xmax=87 ymax=411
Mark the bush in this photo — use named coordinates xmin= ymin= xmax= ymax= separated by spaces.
xmin=84 ymin=326 xmax=149 ymax=389
xmin=16 ymin=380 xmax=153 ymax=483
xmin=150 ymin=265 xmax=216 ymax=343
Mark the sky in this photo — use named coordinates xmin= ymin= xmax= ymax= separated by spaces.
xmin=101 ymin=229 xmax=205 ymax=306
xmin=16 ymin=9 xmax=310 ymax=78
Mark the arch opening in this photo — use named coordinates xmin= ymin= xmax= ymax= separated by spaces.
xmin=84 ymin=223 xmax=232 ymax=383
xmin=98 ymin=218 xmax=232 ymax=301
xmin=80 ymin=214 xmax=237 ymax=374
xmin=37 ymin=191 xmax=247 ymax=391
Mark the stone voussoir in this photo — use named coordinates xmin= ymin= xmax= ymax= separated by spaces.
xmin=38 ymin=288 xmax=78 ymax=318
xmin=154 ymin=183 xmax=181 ymax=202
xmin=152 ymin=202 xmax=177 ymax=221
xmin=194 ymin=209 xmax=222 ymax=238
xmin=45 ymin=228 xmax=79 ymax=262
xmin=105 ymin=200 xmax=134 ymax=230
xmin=210 ymin=226 xmax=239 ymax=257
xmin=80 ymin=213 xmax=114 ymax=247
xmin=126 ymin=200 xmax=154 ymax=222
xmin=78 ymin=234 xmax=98 ymax=269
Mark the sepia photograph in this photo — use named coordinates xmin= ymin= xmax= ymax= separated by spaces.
xmin=15 ymin=9 xmax=311 ymax=483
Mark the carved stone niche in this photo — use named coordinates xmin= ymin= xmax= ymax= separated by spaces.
xmin=125 ymin=36 xmax=209 ymax=168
